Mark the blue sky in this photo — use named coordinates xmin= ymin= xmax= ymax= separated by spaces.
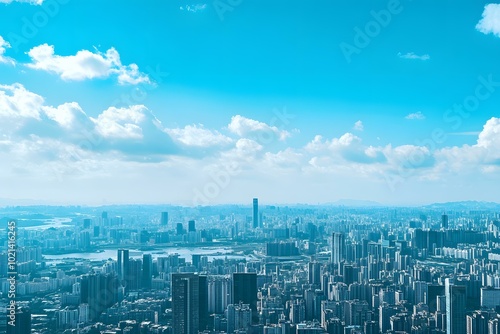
xmin=1 ymin=0 xmax=500 ymax=206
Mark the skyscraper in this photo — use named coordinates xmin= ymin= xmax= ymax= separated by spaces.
xmin=80 ymin=273 xmax=119 ymax=320
xmin=227 ymin=303 xmax=252 ymax=333
xmin=172 ymin=273 xmax=208 ymax=334
xmin=188 ymin=220 xmax=196 ymax=232
xmin=442 ymin=213 xmax=449 ymax=229
xmin=233 ymin=273 xmax=258 ymax=323
xmin=445 ymin=278 xmax=466 ymax=334
xmin=117 ymin=249 xmax=129 ymax=283
xmin=331 ymin=233 xmax=345 ymax=268
xmin=128 ymin=258 xmax=142 ymax=290
xmin=142 ymin=254 xmax=152 ymax=289
xmin=161 ymin=211 xmax=169 ymax=226
xmin=253 ymin=198 xmax=259 ymax=229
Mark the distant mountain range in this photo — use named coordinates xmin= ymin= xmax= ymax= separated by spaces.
xmin=0 ymin=199 xmax=498 ymax=210
xmin=421 ymin=201 xmax=500 ymax=211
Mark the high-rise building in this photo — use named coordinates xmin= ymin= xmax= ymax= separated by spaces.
xmin=208 ymin=276 xmax=232 ymax=314
xmin=128 ymin=258 xmax=142 ymax=290
xmin=227 ymin=303 xmax=252 ymax=333
xmin=442 ymin=214 xmax=449 ymax=229
xmin=253 ymin=198 xmax=259 ymax=229
xmin=142 ymin=254 xmax=152 ymax=289
xmin=161 ymin=212 xmax=169 ymax=226
xmin=176 ymin=223 xmax=184 ymax=235
xmin=188 ymin=220 xmax=196 ymax=232
xmin=117 ymin=249 xmax=129 ymax=283
xmin=331 ymin=233 xmax=346 ymax=268
xmin=172 ymin=273 xmax=208 ymax=334
xmin=467 ymin=311 xmax=489 ymax=334
xmin=445 ymin=278 xmax=466 ymax=334
xmin=233 ymin=273 xmax=258 ymax=323
xmin=80 ymin=273 xmax=119 ymax=320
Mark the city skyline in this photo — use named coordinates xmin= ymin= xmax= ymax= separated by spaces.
xmin=1 ymin=1 xmax=500 ymax=206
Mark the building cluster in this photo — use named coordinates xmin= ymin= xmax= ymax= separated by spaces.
xmin=0 ymin=202 xmax=500 ymax=333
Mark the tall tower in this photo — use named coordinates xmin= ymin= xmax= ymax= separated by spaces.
xmin=252 ymin=198 xmax=259 ymax=229
xmin=445 ymin=278 xmax=466 ymax=334
xmin=331 ymin=233 xmax=345 ymax=267
xmin=142 ymin=254 xmax=152 ymax=289
xmin=442 ymin=213 xmax=449 ymax=229
xmin=80 ymin=273 xmax=118 ymax=320
xmin=188 ymin=220 xmax=196 ymax=232
xmin=233 ymin=273 xmax=258 ymax=323
xmin=161 ymin=212 xmax=169 ymax=226
xmin=117 ymin=249 xmax=129 ymax=282
xmin=172 ymin=273 xmax=208 ymax=334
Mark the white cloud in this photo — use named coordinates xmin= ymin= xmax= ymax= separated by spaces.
xmin=398 ymin=52 xmax=430 ymax=61
xmin=0 ymin=0 xmax=43 ymax=4
xmin=179 ymin=4 xmax=207 ymax=12
xmin=0 ymin=83 xmax=43 ymax=119
xmin=477 ymin=117 xmax=500 ymax=148
xmin=26 ymin=44 xmax=150 ymax=85
xmin=476 ymin=4 xmax=500 ymax=37
xmin=42 ymin=102 xmax=88 ymax=129
xmin=91 ymin=105 xmax=147 ymax=139
xmin=353 ymin=120 xmax=364 ymax=131
xmin=0 ymin=36 xmax=15 ymax=65
xmin=166 ymin=124 xmax=233 ymax=147
xmin=405 ymin=111 xmax=425 ymax=120
xmin=228 ymin=115 xmax=290 ymax=143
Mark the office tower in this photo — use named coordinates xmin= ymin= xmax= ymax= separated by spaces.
xmin=142 ymin=254 xmax=152 ymax=289
xmin=364 ymin=320 xmax=378 ymax=334
xmin=117 ymin=249 xmax=129 ymax=282
xmin=81 ymin=273 xmax=119 ymax=320
xmin=188 ymin=220 xmax=196 ymax=232
xmin=208 ymin=276 xmax=232 ymax=314
xmin=128 ymin=258 xmax=142 ymax=290
xmin=199 ymin=275 xmax=209 ymax=331
xmin=253 ymin=198 xmax=259 ymax=228
xmin=445 ymin=278 xmax=466 ymax=334
xmin=233 ymin=273 xmax=258 ymax=323
xmin=161 ymin=211 xmax=169 ymax=226
xmin=331 ymin=233 xmax=346 ymax=267
xmin=442 ymin=213 xmax=449 ymax=229
xmin=83 ymin=218 xmax=91 ymax=229
xmin=172 ymin=273 xmax=208 ymax=334
xmin=308 ymin=261 xmax=321 ymax=286
xmin=227 ymin=303 xmax=252 ymax=333
xmin=102 ymin=211 xmax=108 ymax=219
xmin=192 ymin=254 xmax=201 ymax=270
xmin=176 ymin=223 xmax=184 ymax=235
xmin=467 ymin=311 xmax=489 ymax=334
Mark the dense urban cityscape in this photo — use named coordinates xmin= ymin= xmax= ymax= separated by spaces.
xmin=1 ymin=200 xmax=500 ymax=333
xmin=2 ymin=1 xmax=500 ymax=333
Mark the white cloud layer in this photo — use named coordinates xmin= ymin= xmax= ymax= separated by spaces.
xmin=166 ymin=124 xmax=233 ymax=147
xmin=228 ymin=115 xmax=290 ymax=143
xmin=0 ymin=36 xmax=15 ymax=65
xmin=179 ymin=4 xmax=207 ymax=12
xmin=476 ymin=4 xmax=500 ymax=37
xmin=405 ymin=111 xmax=425 ymax=120
xmin=1 ymin=83 xmax=500 ymax=204
xmin=0 ymin=0 xmax=43 ymax=4
xmin=398 ymin=52 xmax=430 ymax=61
xmin=26 ymin=44 xmax=150 ymax=85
